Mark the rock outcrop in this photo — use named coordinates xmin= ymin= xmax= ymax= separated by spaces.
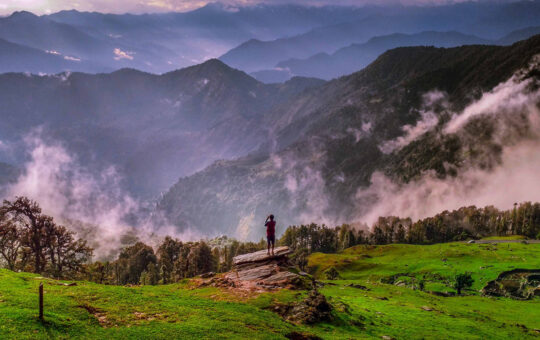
xmin=202 ymin=246 xmax=310 ymax=291
xmin=272 ymin=289 xmax=333 ymax=324
xmin=482 ymin=269 xmax=540 ymax=299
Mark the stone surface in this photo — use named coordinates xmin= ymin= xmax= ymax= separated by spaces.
xmin=233 ymin=246 xmax=292 ymax=265
xmin=482 ymin=269 xmax=540 ymax=299
xmin=201 ymin=246 xmax=308 ymax=291
xmin=273 ymin=289 xmax=333 ymax=324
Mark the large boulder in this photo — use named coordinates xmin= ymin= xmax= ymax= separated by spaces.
xmin=272 ymin=289 xmax=333 ymax=324
xmin=202 ymin=246 xmax=310 ymax=291
xmin=232 ymin=246 xmax=292 ymax=265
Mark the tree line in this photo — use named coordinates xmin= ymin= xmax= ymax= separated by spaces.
xmin=276 ymin=203 xmax=540 ymax=268
xmin=1 ymin=197 xmax=539 ymax=285
xmin=86 ymin=236 xmax=267 ymax=285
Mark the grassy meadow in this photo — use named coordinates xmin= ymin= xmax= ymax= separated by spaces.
xmin=1 ymin=239 xmax=539 ymax=339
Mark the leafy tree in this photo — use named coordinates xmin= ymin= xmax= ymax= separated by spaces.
xmin=454 ymin=273 xmax=474 ymax=295
xmin=140 ymin=263 xmax=159 ymax=285
xmin=157 ymin=236 xmax=182 ymax=284
xmin=1 ymin=197 xmax=46 ymax=273
xmin=117 ymin=242 xmax=157 ymax=284
xmin=395 ymin=224 xmax=406 ymax=243
xmin=44 ymin=222 xmax=92 ymax=278
xmin=0 ymin=197 xmax=92 ymax=276
xmin=291 ymin=248 xmax=309 ymax=271
xmin=187 ymin=241 xmax=215 ymax=276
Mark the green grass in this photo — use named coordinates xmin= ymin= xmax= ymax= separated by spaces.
xmin=1 ymin=241 xmax=540 ymax=339
xmin=0 ymin=270 xmax=302 ymax=339
xmin=480 ymin=235 xmax=528 ymax=240
xmin=307 ymin=241 xmax=540 ymax=339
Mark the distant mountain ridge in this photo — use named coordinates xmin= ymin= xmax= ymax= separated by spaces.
xmin=250 ymin=27 xmax=540 ymax=82
xmin=0 ymin=4 xmax=373 ymax=74
xmin=0 ymin=59 xmax=325 ymax=197
xmin=220 ymin=1 xmax=540 ymax=80
xmin=2 ymin=2 xmax=540 ymax=76
xmin=266 ymin=31 xmax=493 ymax=81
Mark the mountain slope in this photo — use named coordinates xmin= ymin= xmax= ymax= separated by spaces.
xmin=0 ymin=59 xmax=325 ymax=197
xmin=158 ymin=35 xmax=540 ymax=239
xmin=497 ymin=26 xmax=540 ymax=45
xmin=0 ymin=38 xmax=90 ymax=74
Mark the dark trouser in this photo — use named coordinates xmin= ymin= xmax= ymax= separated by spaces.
xmin=267 ymin=235 xmax=275 ymax=247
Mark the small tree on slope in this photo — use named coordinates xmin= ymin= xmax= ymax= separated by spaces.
xmin=454 ymin=273 xmax=474 ymax=295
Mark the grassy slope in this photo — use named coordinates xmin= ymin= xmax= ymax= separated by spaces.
xmin=0 ymin=271 xmax=302 ymax=339
xmin=1 ymin=240 xmax=539 ymax=339
xmin=308 ymin=240 xmax=540 ymax=339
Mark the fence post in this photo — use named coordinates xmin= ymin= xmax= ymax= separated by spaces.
xmin=39 ymin=282 xmax=43 ymax=321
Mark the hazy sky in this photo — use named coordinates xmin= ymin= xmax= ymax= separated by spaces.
xmin=0 ymin=0 xmax=503 ymax=16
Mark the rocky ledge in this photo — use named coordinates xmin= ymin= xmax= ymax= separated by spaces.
xmin=482 ymin=269 xmax=540 ymax=299
xmin=201 ymin=246 xmax=310 ymax=291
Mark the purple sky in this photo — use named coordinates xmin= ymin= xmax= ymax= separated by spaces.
xmin=0 ymin=0 xmax=505 ymax=16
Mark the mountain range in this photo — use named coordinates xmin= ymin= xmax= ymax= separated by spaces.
xmin=220 ymin=1 xmax=540 ymax=78
xmin=157 ymin=35 xmax=540 ymax=239
xmin=0 ymin=60 xmax=324 ymax=196
xmin=260 ymin=29 xmax=540 ymax=82
xmin=0 ymin=4 xmax=372 ymax=74
xmin=2 ymin=1 xmax=540 ymax=76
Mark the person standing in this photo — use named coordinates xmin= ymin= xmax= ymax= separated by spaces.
xmin=265 ymin=215 xmax=276 ymax=255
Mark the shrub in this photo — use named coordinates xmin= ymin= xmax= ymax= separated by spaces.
xmin=324 ymin=267 xmax=341 ymax=280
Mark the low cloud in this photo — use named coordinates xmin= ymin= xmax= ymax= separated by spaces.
xmin=113 ymin=48 xmax=134 ymax=61
xmin=4 ymin=130 xmax=200 ymax=259
xmin=379 ymin=90 xmax=446 ymax=153
xmin=64 ymin=55 xmax=81 ymax=62
xmin=356 ymin=57 xmax=540 ymax=226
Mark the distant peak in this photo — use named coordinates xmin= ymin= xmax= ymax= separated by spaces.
xmin=202 ymin=58 xmax=226 ymax=65
xmin=245 ymin=38 xmax=263 ymax=44
xmin=198 ymin=2 xmax=241 ymax=12
xmin=8 ymin=11 xmax=39 ymax=19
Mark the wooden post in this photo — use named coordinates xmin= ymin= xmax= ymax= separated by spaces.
xmin=39 ymin=282 xmax=43 ymax=321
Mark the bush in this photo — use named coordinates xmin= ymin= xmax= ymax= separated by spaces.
xmin=417 ymin=276 xmax=426 ymax=291
xmin=324 ymin=267 xmax=341 ymax=280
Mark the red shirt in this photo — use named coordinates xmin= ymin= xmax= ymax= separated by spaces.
xmin=265 ymin=220 xmax=276 ymax=237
